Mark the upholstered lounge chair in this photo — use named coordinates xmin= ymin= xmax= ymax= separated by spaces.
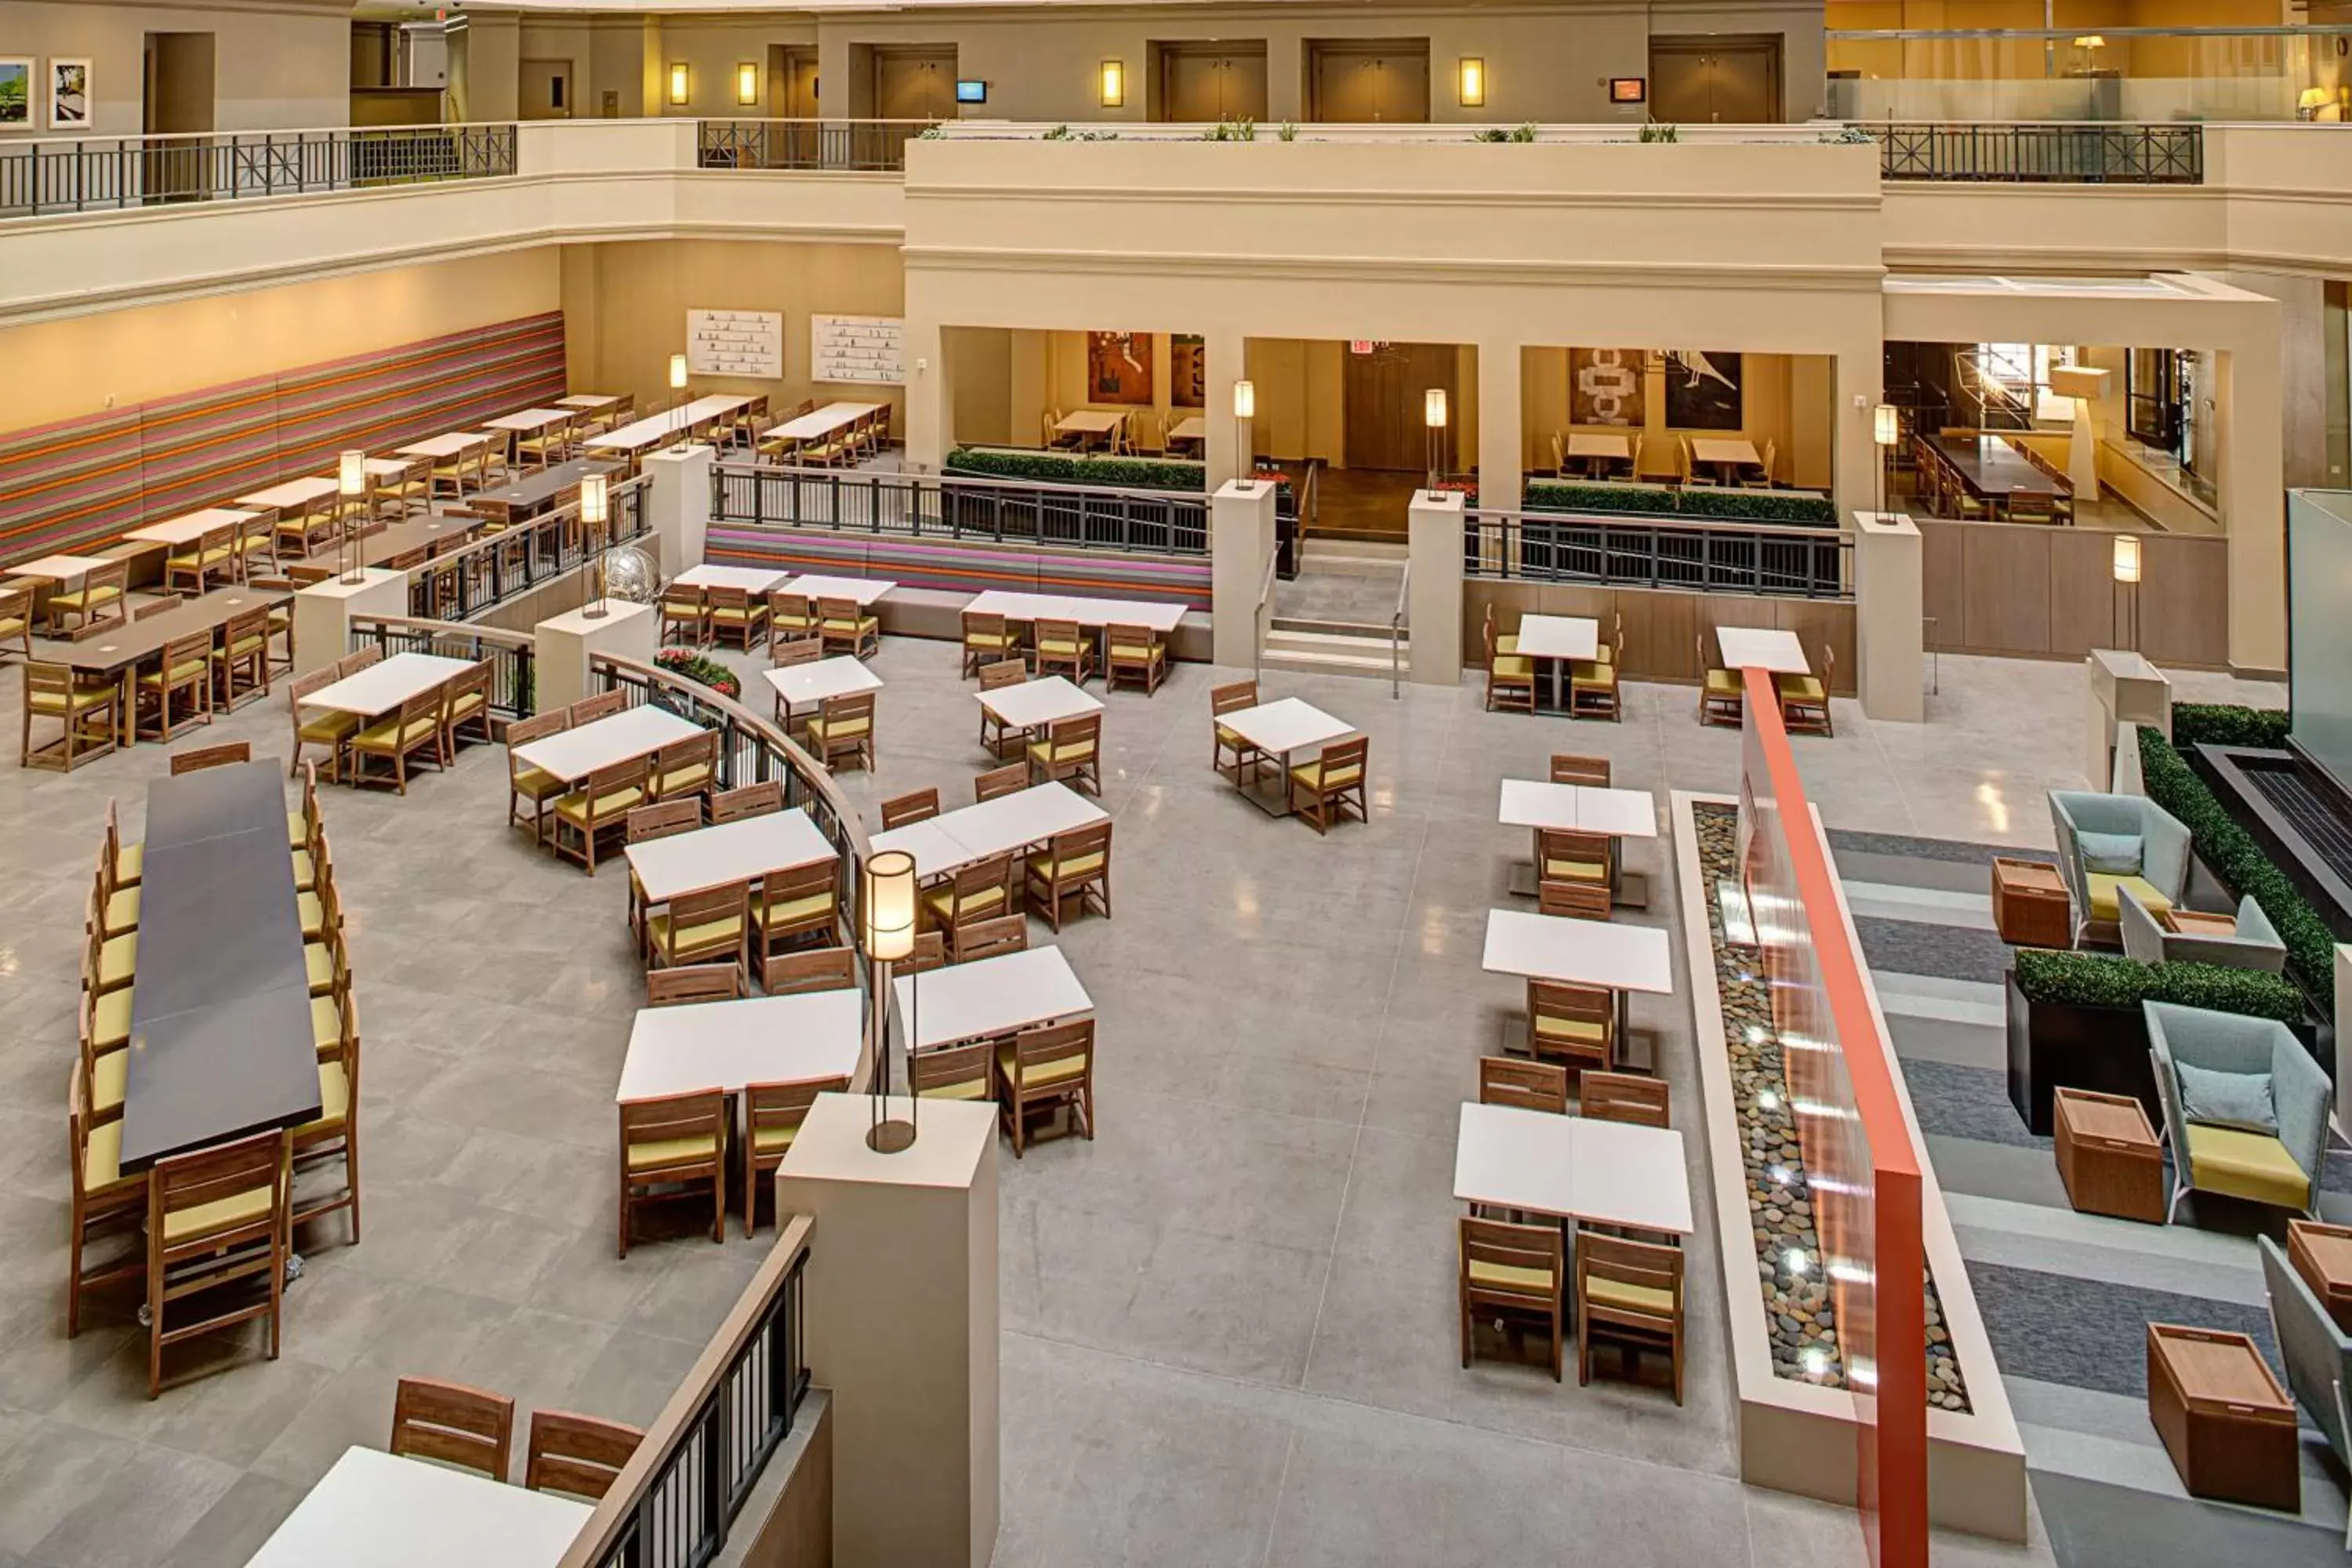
xmin=2048 ymin=789 xmax=2191 ymax=946
xmin=2145 ymin=1000 xmax=2328 ymax=1222
xmin=2119 ymin=888 xmax=2287 ymax=974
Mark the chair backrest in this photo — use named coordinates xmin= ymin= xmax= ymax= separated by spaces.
xmin=1459 ymin=1214 xmax=1563 ymax=1301
xmin=1041 ymin=819 xmax=1112 ymax=876
xmin=1006 ymin=1018 xmax=1093 ymax=1089
xmin=223 ymin=604 xmax=269 ymax=648
xmin=667 ymin=879 xmax=749 ymax=938
xmin=87 ymin=561 xmax=129 ymax=601
xmin=1576 ymin=1229 xmax=1683 ymax=1319
xmin=620 ymin=1089 xmax=725 ymax=1158
xmin=746 ymin=1075 xmax=844 ymax=1151
xmin=764 ymin=946 xmax=856 ymax=995
xmin=1314 ymin=735 xmax=1368 ymax=784
xmin=2257 ymin=1234 xmax=2352 ymax=1465
xmin=655 ymin=730 xmax=719 ymax=786
xmin=1107 ymin=623 xmax=1155 ymax=658
xmin=151 ymin=1128 xmax=285 ymax=1266
xmin=135 ymin=597 xmax=183 ymax=622
xmin=881 ymin=788 xmax=939 ymax=829
xmin=963 ymin=609 xmax=1008 ymax=642
xmin=1211 ymin=679 xmax=1258 ymax=720
xmin=709 ymin=780 xmax=785 ymax=822
xmin=948 ymin=853 xmax=1014 ymax=917
xmin=1046 ymin=711 xmax=1100 ymax=754
xmin=156 ymin=629 xmax=213 ymax=678
xmin=1035 ymin=617 xmax=1081 ymax=650
xmin=1530 ymin=978 xmax=1613 ymax=1041
xmin=0 ymin=582 xmax=29 ymax=622
xmin=339 ymin=644 xmax=386 ymax=675
xmin=770 ymin=592 xmax=815 ymax=627
xmin=762 ymin=856 xmax=839 ymax=918
xmin=2117 ymin=885 xmax=2169 ymax=965
xmin=570 ymin=691 xmax=626 ymax=724
xmin=706 ymin=584 xmax=752 ymax=621
xmin=583 ymin=755 xmax=652 ymax=815
xmin=448 ymin=661 xmax=492 ymax=710
xmin=979 ymin=658 xmax=1026 ymax=691
xmin=905 ymin=931 xmax=947 ymax=973
xmin=1479 ymin=1056 xmax=1570 ymax=1115
xmin=524 ymin=1410 xmax=645 ymax=1500
xmin=772 ymin=634 xmax=823 ymax=669
xmin=170 ymin=741 xmax=250 ymax=775
xmin=1550 ymin=753 xmax=1611 ymax=786
xmin=506 ymin=708 xmax=569 ymax=764
xmin=1537 ymin=827 xmax=1610 ymax=880
xmin=626 ymin=798 xmax=703 ymax=843
xmin=661 ymin=581 xmax=704 ymax=614
xmin=1537 ymin=875 xmax=1610 ymax=921
xmin=820 ymin=691 xmax=874 ymax=731
xmin=975 ymin=763 xmax=1027 ymax=802
xmin=1580 ymin=1070 xmax=1669 ymax=1127
xmin=911 ymin=1040 xmax=991 ymax=1098
xmin=391 ymin=1375 xmax=516 ymax=1482
xmin=817 ymin=596 xmax=858 ymax=624
xmin=645 ymin=964 xmax=744 ymax=1007
xmin=954 ymin=915 xmax=1028 ymax=965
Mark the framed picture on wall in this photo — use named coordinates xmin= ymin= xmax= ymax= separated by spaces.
xmin=49 ymin=59 xmax=90 ymax=129
xmin=1664 ymin=350 xmax=1743 ymax=430
xmin=0 ymin=60 xmax=31 ymax=127
xmin=1569 ymin=347 xmax=1646 ymax=427
xmin=1087 ymin=332 xmax=1153 ymax=406
xmin=1171 ymin=334 xmax=1207 ymax=409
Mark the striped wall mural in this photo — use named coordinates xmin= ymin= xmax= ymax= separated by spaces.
xmin=0 ymin=312 xmax=568 ymax=565
xmin=705 ymin=523 xmax=1213 ymax=610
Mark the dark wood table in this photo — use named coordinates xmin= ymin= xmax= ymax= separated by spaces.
xmin=28 ymin=584 xmax=294 ymax=745
xmin=2053 ymin=1087 xmax=2163 ymax=1223
xmin=2146 ymin=1323 xmax=2299 ymax=1510
xmin=365 ymin=512 xmax=489 ymax=568
xmin=2288 ymin=1218 xmax=2352 ymax=1332
xmin=463 ymin=458 xmax=624 ymax=530
xmin=1926 ymin=434 xmax=2066 ymax=517
xmin=119 ymin=760 xmax=321 ymax=1173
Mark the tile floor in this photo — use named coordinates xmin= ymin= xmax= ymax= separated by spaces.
xmin=0 ymin=629 xmax=2281 ymax=1566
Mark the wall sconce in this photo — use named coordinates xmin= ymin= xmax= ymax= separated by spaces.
xmin=736 ymin=62 xmax=760 ymax=107
xmin=860 ymin=848 xmax=920 ymax=1153
xmin=1099 ymin=60 xmax=1125 ymax=109
xmin=1424 ymin=387 xmax=1448 ymax=492
xmin=1457 ymin=57 xmax=1486 ymax=108
xmin=667 ymin=62 xmax=690 ymax=107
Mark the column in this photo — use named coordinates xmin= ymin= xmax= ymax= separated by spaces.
xmin=1852 ymin=510 xmax=1923 ymax=723
xmin=1834 ymin=346 xmax=1885 ymax=524
xmin=1406 ymin=488 xmax=1465 ymax=688
xmin=904 ymin=319 xmax=948 ymax=474
xmin=291 ymin=568 xmax=407 ymax=679
xmin=776 ymin=1094 xmax=999 ymax=1568
xmin=1210 ymin=478 xmax=1277 ymax=670
xmin=2216 ymin=340 xmax=2288 ymax=675
xmin=1202 ymin=331 xmax=1249 ymax=492
xmin=534 ymin=598 xmax=657 ymax=713
xmin=1476 ymin=343 xmax=1523 ymax=516
xmin=644 ymin=441 xmax=714 ymax=572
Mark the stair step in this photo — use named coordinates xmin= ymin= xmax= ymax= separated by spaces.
xmin=1269 ymin=618 xmax=1398 ymax=641
xmin=1261 ymin=646 xmax=1403 ymax=677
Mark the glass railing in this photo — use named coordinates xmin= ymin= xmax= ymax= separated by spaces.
xmin=1827 ymin=27 xmax=2352 ymax=122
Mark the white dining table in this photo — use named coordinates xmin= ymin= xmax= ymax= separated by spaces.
xmin=485 ymin=407 xmax=573 ymax=434
xmin=866 ymin=818 xmax=968 ymax=880
xmin=781 ymin=574 xmax=896 ymax=608
xmin=1168 ymin=416 xmax=1207 ymax=446
xmin=674 ymin=563 xmax=792 ymax=595
xmin=1715 ymin=626 xmax=1809 ymax=674
xmin=1497 ymin=781 xmax=1657 ymax=840
xmin=8 ymin=552 xmax=115 ymax=583
xmin=1452 ymin=1102 xmax=1693 ymax=1236
xmin=768 ymin=401 xmax=883 ymax=444
xmin=1512 ymin=614 xmax=1599 ymax=662
xmin=964 ymin=589 xmax=1187 ymax=637
xmin=1565 ymin=432 xmax=1633 ymax=466
xmin=123 ymin=507 xmax=261 ymax=547
xmin=1215 ymin=698 xmax=1355 ymax=817
xmin=895 ymin=944 xmax=1092 ymax=1051
xmin=1482 ymin=907 xmax=1674 ymax=995
xmin=976 ymin=675 xmax=1102 ymax=735
xmin=303 ymin=652 xmax=476 ymax=717
xmin=869 ymin=782 xmax=1106 ymax=879
xmin=510 ymin=705 xmax=703 ymax=784
xmin=395 ymin=431 xmax=492 ymax=460
xmin=763 ymin=656 xmax=884 ymax=720
xmin=615 ymin=990 xmax=862 ymax=1102
xmin=622 ymin=808 xmax=834 ymax=904
xmin=235 ymin=476 xmax=340 ymax=510
xmin=1054 ymin=409 xmax=1127 ymax=446
xmin=245 ymin=1445 xmax=591 ymax=1568
xmin=559 ymin=393 xmax=626 ymax=412
xmin=587 ymin=396 xmax=754 ymax=456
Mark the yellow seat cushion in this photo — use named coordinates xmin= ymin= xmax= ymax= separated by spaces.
xmin=807 ymin=715 xmax=870 ymax=742
xmin=1214 ymin=724 xmax=1250 ymax=750
xmin=646 ymin=913 xmax=746 ymax=955
xmin=137 ymin=658 xmax=209 ymax=689
xmin=114 ymin=843 xmax=143 ymax=883
xmin=1570 ymin=662 xmax=1614 ymax=690
xmin=164 ymin=1183 xmax=276 ymax=1243
xmin=1036 ymin=638 xmax=1092 ymax=658
xmin=100 ymin=886 xmax=140 ymax=934
xmin=448 ymin=692 xmax=485 ymax=720
xmin=90 ymin=988 xmax=132 ymax=1051
xmin=2087 ymin=873 xmax=2170 ymax=925
xmin=659 ymin=764 xmax=713 ymax=794
xmin=1027 ymin=740 xmax=1095 ymax=767
xmin=1290 ymin=761 xmax=1363 ymax=792
xmin=1028 ymin=851 xmax=1105 ymax=880
xmin=298 ymin=890 xmax=327 ymax=938
xmin=1704 ymin=670 xmax=1744 ymax=696
xmin=753 ymin=1124 xmax=800 ymax=1154
xmin=0 ymin=614 xmax=24 ymax=637
xmin=964 ymin=631 xmax=1018 ymax=650
xmin=710 ymin=607 xmax=760 ymax=625
xmin=1542 ymin=858 xmax=1607 ymax=883
xmin=1466 ymin=1259 xmax=1555 ymax=1294
xmin=355 ymin=715 xmax=439 ymax=750
xmin=87 ymin=1047 xmax=127 ymax=1113
xmin=30 ymin=684 xmax=115 ymax=715
xmin=299 ymin=713 xmax=361 ymax=746
xmin=511 ymin=764 xmax=566 ymax=801
xmin=754 ymin=891 xmax=837 ymax=930
xmin=290 ymin=848 xmax=316 ymax=890
xmin=1492 ymin=656 xmax=1534 ymax=680
xmin=311 ymin=995 xmax=344 ymax=1050
xmin=215 ymin=634 xmax=267 ymax=661
xmin=1533 ymin=1014 xmax=1605 ymax=1044
xmin=822 ymin=616 xmax=877 ymax=636
xmin=51 ymin=584 xmax=121 ymax=610
xmin=1777 ymin=675 xmax=1826 ymax=702
xmin=81 ymin=1119 xmax=126 ymax=1192
xmin=93 ymin=934 xmax=136 ymax=989
xmin=918 ymin=1077 xmax=992 ymax=1101
xmin=925 ymin=885 xmax=1006 ymax=922
xmin=996 ymin=1045 xmax=1087 ymax=1087
xmin=287 ymin=811 xmax=307 ymax=844
xmin=304 ymin=1060 xmax=350 ymax=1128
xmin=626 ymin=1131 xmax=722 ymax=1174
xmin=555 ymin=785 xmax=647 ymax=825
xmin=2184 ymin=1123 xmax=2310 ymax=1210
xmin=1584 ymin=1276 xmax=1676 ymax=1317
xmin=305 ymin=942 xmax=336 ymax=994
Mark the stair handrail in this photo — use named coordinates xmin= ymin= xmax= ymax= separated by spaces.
xmin=1254 ymin=545 xmax=1279 ymax=678
xmin=1390 ymin=561 xmax=1409 ymax=699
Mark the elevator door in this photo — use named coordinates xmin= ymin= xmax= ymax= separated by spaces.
xmin=1648 ymin=38 xmax=1783 ymax=123
xmin=1157 ymin=42 xmax=1268 ymax=122
xmin=874 ymin=49 xmax=959 ymax=122
xmin=1308 ymin=40 xmax=1431 ymax=123
xmin=1343 ymin=343 xmax=1457 ymax=474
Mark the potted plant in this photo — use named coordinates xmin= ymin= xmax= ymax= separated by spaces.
xmin=655 ymin=647 xmax=742 ymax=702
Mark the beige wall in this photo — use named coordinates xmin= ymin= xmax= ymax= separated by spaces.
xmin=0 ymin=0 xmax=352 ymax=136
xmin=560 ymin=238 xmax=908 ymax=430
xmin=451 ymin=13 xmax=521 ymax=124
xmin=0 ymin=248 xmax=558 ymax=433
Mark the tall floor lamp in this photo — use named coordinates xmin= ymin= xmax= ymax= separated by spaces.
xmin=2111 ymin=533 xmax=2141 ymax=652
xmin=1232 ymin=379 xmax=1255 ymax=483
xmin=860 ymin=849 xmax=919 ymax=1154
xmin=1424 ymin=387 xmax=1449 ymax=492
xmin=1872 ymin=403 xmax=1900 ymax=517
xmin=579 ymin=472 xmax=612 ymax=620
xmin=668 ymin=352 xmax=690 ymax=439
xmin=336 ymin=449 xmax=368 ymax=584
xmin=2048 ymin=364 xmax=2111 ymax=505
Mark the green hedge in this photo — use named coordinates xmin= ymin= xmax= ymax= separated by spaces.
xmin=1526 ymin=480 xmax=1677 ymax=515
xmin=946 ymin=447 xmax=1207 ymax=494
xmin=2172 ymin=702 xmax=2292 ymax=751
xmin=1523 ymin=478 xmax=1837 ymax=526
xmin=2014 ymin=948 xmax=2307 ymax=1023
xmin=2138 ymin=724 xmax=2337 ymax=1009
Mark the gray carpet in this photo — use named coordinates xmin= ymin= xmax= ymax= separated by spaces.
xmin=1853 ymin=911 xmax=2016 ymax=984
xmin=2032 ymin=1471 xmax=2352 ymax=1567
xmin=1829 ymin=828 xmax=2056 ymax=867
xmin=1900 ymin=1058 xmax=2053 ymax=1151
xmin=1968 ymin=1260 xmax=2279 ymax=1400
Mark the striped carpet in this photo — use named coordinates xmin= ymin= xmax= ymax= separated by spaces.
xmin=1829 ymin=829 xmax=2352 ymax=1565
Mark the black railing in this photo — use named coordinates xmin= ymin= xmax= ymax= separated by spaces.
xmin=713 ymin=463 xmax=1209 ymax=555
xmin=1871 ymin=122 xmax=2203 ymax=183
xmin=0 ymin=124 xmax=517 ymax=216
xmin=1465 ymin=510 xmax=1853 ymax=599
xmin=390 ymin=478 xmax=650 ymax=624
xmin=695 ymin=119 xmax=938 ymax=173
xmin=345 ymin=616 xmax=538 ymax=719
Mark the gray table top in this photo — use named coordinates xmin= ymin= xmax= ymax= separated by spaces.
xmin=30 ymin=585 xmax=292 ymax=677
xmin=468 ymin=458 xmax=624 ymax=516
xmin=1926 ymin=433 xmax=2065 ymax=500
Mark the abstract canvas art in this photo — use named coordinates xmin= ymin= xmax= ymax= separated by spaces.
xmin=1569 ymin=348 xmax=1646 ymax=427
xmin=49 ymin=59 xmax=89 ymax=129
xmin=1664 ymin=350 xmax=1743 ymax=430
xmin=1087 ymin=332 xmax=1153 ymax=406
xmin=1171 ymin=334 xmax=1206 ymax=409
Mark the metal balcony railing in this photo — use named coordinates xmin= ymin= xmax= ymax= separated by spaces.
xmin=1869 ymin=121 xmax=2205 ymax=183
xmin=0 ymin=123 xmax=517 ymax=216
xmin=1465 ymin=509 xmax=1853 ymax=600
xmin=696 ymin=119 xmax=940 ymax=173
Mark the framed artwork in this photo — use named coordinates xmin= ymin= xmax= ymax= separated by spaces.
xmin=1569 ymin=348 xmax=1646 ymax=427
xmin=1171 ymin=333 xmax=1206 ymax=409
xmin=0 ymin=59 xmax=31 ymax=128
xmin=49 ymin=59 xmax=89 ymax=129
xmin=1086 ymin=331 xmax=1152 ymax=406
xmin=1664 ymin=350 xmax=1743 ymax=430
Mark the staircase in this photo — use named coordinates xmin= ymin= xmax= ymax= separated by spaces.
xmin=1259 ymin=536 xmax=1410 ymax=681
xmin=1261 ymin=616 xmax=1407 ymax=679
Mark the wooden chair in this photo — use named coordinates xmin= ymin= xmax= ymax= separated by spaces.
xmin=977 ymin=659 xmax=1029 ymax=758
xmin=1757 ymin=438 xmax=1778 ymax=488
xmin=873 ymin=789 xmax=935 ymax=833
xmin=710 ymin=779 xmax=783 ymax=823
xmin=525 ymin=1410 xmax=645 ymax=1500
xmin=209 ymin=607 xmax=271 ymax=710
xmin=925 ymin=855 xmax=1013 ymax=956
xmin=962 ymin=610 xmax=1020 ymax=677
xmin=1484 ymin=616 xmax=1536 ymax=714
xmin=905 ymin=931 xmax=946 ymax=973
xmin=953 ymin=915 xmax=1028 ymax=967
xmin=997 ymin=1018 xmax=1094 ymax=1157
xmin=1026 ymin=820 xmax=1111 ymax=933
xmin=569 ymin=691 xmax=626 ymax=724
xmin=165 ymin=523 xmax=239 ymax=595
xmin=818 ymin=596 xmax=880 ymax=660
xmin=1210 ymin=680 xmax=1262 ymax=782
xmin=23 ymin=662 xmax=120 ymax=771
xmin=428 ymin=436 xmax=489 ymax=500
xmin=1777 ymin=645 xmax=1833 ymax=736
xmin=1289 ymin=735 xmax=1367 ymax=835
xmin=806 ymin=691 xmax=875 ymax=772
xmin=1522 ymin=978 xmax=1617 ymax=1079
xmin=338 ymin=645 xmax=386 ymax=676
xmin=49 ymin=561 xmax=128 ymax=637
xmin=975 ymin=763 xmax=1026 ymax=802
xmin=651 ymin=730 xmax=720 ymax=808
xmin=0 ymin=583 xmax=34 ymax=661
xmin=441 ymin=662 xmax=495 ymax=751
xmin=762 ymin=946 xmax=856 ymax=995
xmin=645 ymin=880 xmax=750 ymax=984
xmin=623 ymin=797 xmax=704 ymax=951
xmin=618 ymin=1088 xmax=728 ymax=1257
xmin=1576 ymin=1230 xmax=1685 ymax=1403
xmin=1537 ymin=826 xmax=1611 ymax=906
xmin=292 ymin=995 xmax=361 ymax=1243
xmin=1483 ymin=604 xmax=1519 ymax=658
xmin=706 ymin=585 xmax=768 ymax=652
xmin=289 ymin=667 xmax=359 ymax=784
xmin=381 ymin=456 xmax=435 ymax=517
xmin=1033 ymin=618 xmax=1094 ymax=685
xmin=1479 ymin=1055 xmax=1569 ymax=1115
xmin=1105 ymin=624 xmax=1166 ymax=695
xmin=1569 ymin=631 xmax=1622 ymax=721
xmin=238 ymin=512 xmax=281 ymax=582
xmin=770 ymin=593 xmax=818 ymax=648
xmin=517 ymin=413 xmax=578 ymax=470
xmin=751 ymin=859 xmax=841 ymax=985
xmin=1698 ymin=635 xmax=1743 ymax=728
xmin=145 ymin=1129 xmax=289 ymax=1398
xmin=1581 ymin=1069 xmax=1668 ymax=1127
xmin=1537 ymin=873 xmax=1610 ymax=921
xmin=910 ymin=1041 xmax=993 ymax=1102
xmin=1459 ymin=1215 xmax=1566 ymax=1381
xmin=68 ymin=1066 xmax=147 ymax=1338
xmin=1550 ymin=754 xmax=1610 ymax=786
xmin=350 ymin=689 xmax=445 ymax=793
xmin=1026 ymin=712 xmax=1101 ymax=797
xmin=506 ymin=710 xmax=572 ymax=844
xmin=390 ymin=1376 xmax=515 ymax=1481
xmin=645 ymin=964 xmax=745 ymax=1007
xmin=136 ymin=631 xmax=215 ymax=742
xmin=659 ymin=583 xmax=707 ymax=648
xmin=771 ymin=633 xmax=823 ymax=670
xmin=552 ymin=755 xmax=651 ymax=873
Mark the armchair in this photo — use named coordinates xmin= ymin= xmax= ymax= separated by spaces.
xmin=2119 ymin=890 xmax=2288 ymax=974
xmin=2145 ymin=1000 xmax=2328 ymax=1221
xmin=2257 ymin=1232 xmax=2352 ymax=1546
xmin=2048 ymin=790 xmax=2192 ymax=946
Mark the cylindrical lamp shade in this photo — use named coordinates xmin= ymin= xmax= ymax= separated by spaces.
xmin=579 ymin=472 xmax=610 ymax=527
xmin=338 ymin=450 xmax=367 ymax=497
xmin=1425 ymin=388 xmax=1449 ymax=429
xmin=669 ymin=354 xmax=689 ymax=391
xmin=1232 ymin=379 xmax=1255 ymax=419
xmin=1872 ymin=404 xmax=1900 ymax=448
xmin=2048 ymin=365 xmax=2111 ymax=401
xmin=861 ymin=850 xmax=918 ymax=963
xmin=2113 ymin=534 xmax=2142 ymax=585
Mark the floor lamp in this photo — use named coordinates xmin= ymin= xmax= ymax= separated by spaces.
xmin=668 ymin=352 xmax=689 ymax=439
xmin=2048 ymin=364 xmax=2111 ymax=504
xmin=336 ymin=449 xmax=368 ymax=583
xmin=1872 ymin=403 xmax=1899 ymax=517
xmin=579 ymin=472 xmax=612 ymax=620
xmin=2111 ymin=533 xmax=2141 ymax=652
xmin=1424 ymin=388 xmax=1448 ymax=492
xmin=860 ymin=849 xmax=918 ymax=1154
xmin=1232 ymin=379 xmax=1255 ymax=485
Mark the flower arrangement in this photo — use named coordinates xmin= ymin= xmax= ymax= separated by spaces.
xmin=655 ymin=648 xmax=742 ymax=702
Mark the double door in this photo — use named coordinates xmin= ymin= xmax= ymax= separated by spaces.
xmin=1648 ymin=38 xmax=1783 ymax=124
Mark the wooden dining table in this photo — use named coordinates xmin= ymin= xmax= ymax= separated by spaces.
xmin=1924 ymin=433 xmax=2066 ymax=517
xmin=1053 ymin=410 xmax=1127 ymax=450
xmin=30 ymin=584 xmax=294 ymax=744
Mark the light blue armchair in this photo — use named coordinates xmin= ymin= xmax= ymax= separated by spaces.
xmin=2145 ymin=1000 xmax=2328 ymax=1221
xmin=2119 ymin=889 xmax=2288 ymax=973
xmin=2048 ymin=790 xmax=2192 ymax=947
xmin=2257 ymin=1234 xmax=2352 ymax=1545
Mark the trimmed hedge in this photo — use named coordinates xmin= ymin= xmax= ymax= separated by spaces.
xmin=2172 ymin=702 xmax=2292 ymax=751
xmin=2139 ymin=722 xmax=2337 ymax=1010
xmin=946 ymin=447 xmax=1207 ymax=494
xmin=2013 ymin=948 xmax=2307 ymax=1024
xmin=1526 ymin=480 xmax=1677 ymax=515
xmin=1523 ymin=478 xmax=1837 ymax=527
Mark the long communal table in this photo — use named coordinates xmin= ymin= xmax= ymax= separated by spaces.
xmin=119 ymin=760 xmax=321 ymax=1173
xmin=29 ymin=584 xmax=294 ymax=746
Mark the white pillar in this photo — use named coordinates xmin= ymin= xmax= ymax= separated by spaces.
xmin=1406 ymin=488 xmax=1465 ymax=688
xmin=534 ymin=598 xmax=657 ymax=714
xmin=1203 ymin=332 xmax=1249 ymax=492
xmin=291 ymin=568 xmax=407 ymax=679
xmin=1852 ymin=510 xmax=1923 ymax=723
xmin=1477 ymin=344 xmax=1523 ymax=517
xmin=905 ymin=319 xmax=947 ymax=473
xmin=2216 ymin=339 xmax=2288 ymax=675
xmin=776 ymin=1094 xmax=999 ymax=1568
xmin=1211 ymin=478 xmax=1277 ymax=670
xmin=644 ymin=442 xmax=715 ymax=573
